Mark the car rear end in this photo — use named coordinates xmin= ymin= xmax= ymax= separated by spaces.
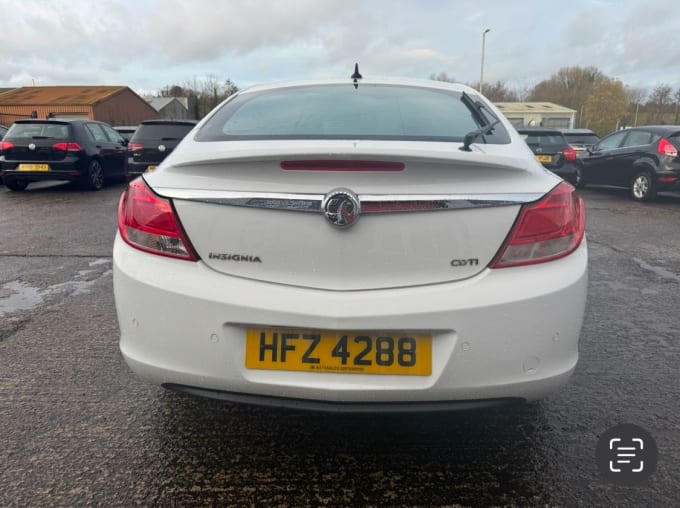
xmin=0 ymin=120 xmax=86 ymax=190
xmin=560 ymin=130 xmax=600 ymax=158
xmin=126 ymin=120 xmax=197 ymax=179
xmin=114 ymin=80 xmax=587 ymax=411
xmin=519 ymin=129 xmax=581 ymax=185
xmin=653 ymin=129 xmax=680 ymax=193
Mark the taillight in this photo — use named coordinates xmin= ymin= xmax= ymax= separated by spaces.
xmin=128 ymin=143 xmax=144 ymax=153
xmin=490 ymin=181 xmax=585 ymax=268
xmin=563 ymin=147 xmax=577 ymax=161
xmin=53 ymin=142 xmax=83 ymax=152
xmin=118 ymin=178 xmax=198 ymax=261
xmin=0 ymin=141 xmax=15 ymax=152
xmin=658 ymin=138 xmax=678 ymax=158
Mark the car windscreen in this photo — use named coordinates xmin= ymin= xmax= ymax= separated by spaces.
xmin=131 ymin=123 xmax=195 ymax=141
xmin=5 ymin=122 xmax=71 ymax=140
xmin=563 ymin=133 xmax=599 ymax=145
xmin=196 ymin=84 xmax=510 ymax=143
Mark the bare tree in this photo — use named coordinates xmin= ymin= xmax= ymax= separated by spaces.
xmin=429 ymin=72 xmax=456 ymax=83
xmin=646 ymin=84 xmax=673 ymax=123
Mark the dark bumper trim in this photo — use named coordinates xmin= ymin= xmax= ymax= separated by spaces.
xmin=163 ymin=383 xmax=525 ymax=413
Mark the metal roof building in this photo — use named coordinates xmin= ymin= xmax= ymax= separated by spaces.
xmin=495 ymin=102 xmax=577 ymax=129
xmin=0 ymin=86 xmax=158 ymax=127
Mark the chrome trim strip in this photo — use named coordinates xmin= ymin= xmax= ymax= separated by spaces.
xmin=155 ymin=188 xmax=542 ymax=212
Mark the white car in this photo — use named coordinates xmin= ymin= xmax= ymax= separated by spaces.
xmin=113 ymin=76 xmax=587 ymax=412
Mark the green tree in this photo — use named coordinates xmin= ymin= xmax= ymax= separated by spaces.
xmin=583 ymin=79 xmax=628 ymax=136
xmin=529 ymin=66 xmax=606 ymax=111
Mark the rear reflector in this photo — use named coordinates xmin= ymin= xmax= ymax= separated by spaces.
xmin=118 ymin=178 xmax=197 ymax=261
xmin=281 ymin=160 xmax=405 ymax=172
xmin=659 ymin=176 xmax=678 ymax=184
xmin=490 ymin=181 xmax=585 ymax=268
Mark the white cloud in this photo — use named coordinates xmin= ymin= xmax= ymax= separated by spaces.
xmin=0 ymin=0 xmax=677 ymax=92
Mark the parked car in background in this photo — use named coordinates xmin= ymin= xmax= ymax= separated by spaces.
xmin=0 ymin=125 xmax=7 ymax=183
xmin=580 ymin=126 xmax=680 ymax=201
xmin=114 ymin=77 xmax=587 ymax=412
xmin=126 ymin=119 xmax=197 ymax=179
xmin=113 ymin=125 xmax=137 ymax=143
xmin=517 ymin=127 xmax=582 ymax=186
xmin=0 ymin=119 xmax=128 ymax=191
xmin=558 ymin=128 xmax=599 ymax=157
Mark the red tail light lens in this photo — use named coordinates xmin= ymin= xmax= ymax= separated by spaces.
xmin=0 ymin=141 xmax=15 ymax=152
xmin=491 ymin=181 xmax=585 ymax=268
xmin=118 ymin=178 xmax=198 ymax=261
xmin=658 ymin=138 xmax=678 ymax=158
xmin=128 ymin=143 xmax=144 ymax=152
xmin=53 ymin=142 xmax=83 ymax=152
xmin=563 ymin=147 xmax=577 ymax=161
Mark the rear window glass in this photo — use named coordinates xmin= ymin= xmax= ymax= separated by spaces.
xmin=6 ymin=122 xmax=70 ymax=140
xmin=196 ymin=84 xmax=510 ymax=143
xmin=519 ymin=132 xmax=567 ymax=148
xmin=669 ymin=133 xmax=680 ymax=151
xmin=132 ymin=124 xmax=195 ymax=141
xmin=563 ymin=133 xmax=599 ymax=145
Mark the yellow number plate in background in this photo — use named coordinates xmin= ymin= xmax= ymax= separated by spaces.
xmin=146 ymin=165 xmax=157 ymax=172
xmin=536 ymin=155 xmax=552 ymax=164
xmin=18 ymin=164 xmax=50 ymax=172
xmin=246 ymin=328 xmax=432 ymax=376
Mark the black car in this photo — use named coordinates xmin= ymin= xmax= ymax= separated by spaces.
xmin=0 ymin=125 xmax=8 ymax=139
xmin=113 ymin=125 xmax=138 ymax=143
xmin=517 ymin=127 xmax=582 ymax=186
xmin=0 ymin=119 xmax=128 ymax=191
xmin=580 ymin=126 xmax=680 ymax=201
xmin=126 ymin=119 xmax=197 ymax=179
xmin=558 ymin=128 xmax=600 ymax=157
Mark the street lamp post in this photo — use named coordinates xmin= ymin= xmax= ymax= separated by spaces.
xmin=479 ymin=28 xmax=491 ymax=94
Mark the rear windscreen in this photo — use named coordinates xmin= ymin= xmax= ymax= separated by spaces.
xmin=196 ymin=84 xmax=511 ymax=143
xmin=563 ymin=133 xmax=599 ymax=145
xmin=669 ymin=133 xmax=680 ymax=151
xmin=132 ymin=124 xmax=195 ymax=141
xmin=519 ymin=133 xmax=567 ymax=148
xmin=6 ymin=122 xmax=70 ymax=140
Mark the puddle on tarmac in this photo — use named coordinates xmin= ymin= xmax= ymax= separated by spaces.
xmin=0 ymin=261 xmax=112 ymax=316
xmin=633 ymin=258 xmax=680 ymax=283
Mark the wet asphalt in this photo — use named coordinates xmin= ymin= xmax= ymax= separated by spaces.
xmin=1 ymin=180 xmax=679 ymax=507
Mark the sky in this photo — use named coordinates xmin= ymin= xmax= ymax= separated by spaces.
xmin=1 ymin=0 xmax=679 ymax=96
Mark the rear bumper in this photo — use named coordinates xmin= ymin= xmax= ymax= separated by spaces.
xmin=1 ymin=160 xmax=82 ymax=183
xmin=547 ymin=162 xmax=580 ymax=182
xmin=114 ymin=234 xmax=588 ymax=407
xmin=163 ymin=384 xmax=525 ymax=413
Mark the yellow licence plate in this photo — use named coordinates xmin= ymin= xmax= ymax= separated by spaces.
xmin=18 ymin=164 xmax=50 ymax=172
xmin=146 ymin=165 xmax=157 ymax=173
xmin=246 ymin=328 xmax=432 ymax=376
xmin=536 ymin=155 xmax=553 ymax=164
